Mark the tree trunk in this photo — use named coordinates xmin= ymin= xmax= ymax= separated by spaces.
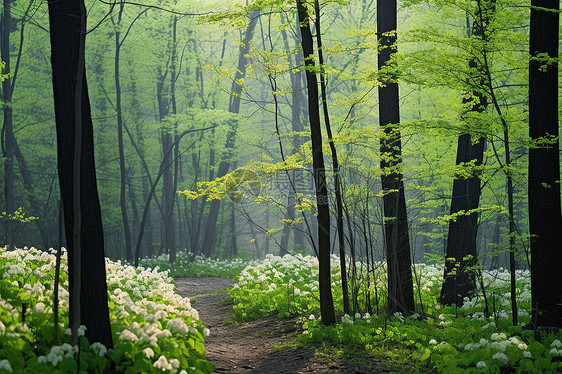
xmin=440 ymin=3 xmax=489 ymax=307
xmin=48 ymin=0 xmax=113 ymax=347
xmin=377 ymin=0 xmax=415 ymax=315
xmin=113 ymin=3 xmax=133 ymax=262
xmin=167 ymin=15 xmax=179 ymax=263
xmin=200 ymin=12 xmax=258 ymax=257
xmin=157 ymin=58 xmax=176 ymax=262
xmin=440 ymin=134 xmax=485 ymax=306
xmin=529 ymin=0 xmax=562 ymax=328
xmin=2 ymin=0 xmax=15 ymax=249
xmin=314 ymin=0 xmax=350 ymax=315
xmin=296 ymin=0 xmax=336 ymax=326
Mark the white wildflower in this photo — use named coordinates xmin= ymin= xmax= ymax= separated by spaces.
xmin=167 ymin=318 xmax=189 ymax=335
xmin=393 ymin=312 xmax=405 ymax=322
xmin=523 ymin=351 xmax=532 ymax=358
xmin=552 ymin=340 xmax=562 ymax=348
xmin=492 ymin=352 xmax=509 ymax=365
xmin=157 ymin=329 xmax=172 ymax=339
xmin=119 ymin=329 xmax=139 ymax=342
xmin=77 ymin=325 xmax=87 ymax=337
xmin=90 ymin=342 xmax=107 ymax=357
xmin=0 ymin=360 xmax=12 ymax=373
xmin=153 ymin=355 xmax=173 ymax=371
xmin=476 ymin=361 xmax=487 ymax=371
xmin=429 ymin=339 xmax=437 ymax=345
xmin=34 ymin=302 xmax=46 ymax=313
xmin=169 ymin=359 xmax=180 ymax=370
xmin=143 ymin=347 xmax=155 ymax=358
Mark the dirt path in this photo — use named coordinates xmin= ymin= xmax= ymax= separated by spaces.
xmin=175 ymin=278 xmax=399 ymax=374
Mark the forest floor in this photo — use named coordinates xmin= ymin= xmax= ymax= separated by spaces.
xmin=175 ymin=278 xmax=403 ymax=374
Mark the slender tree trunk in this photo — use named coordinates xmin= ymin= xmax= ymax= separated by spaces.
xmin=314 ymin=0 xmax=350 ymax=316
xmin=48 ymin=0 xmax=112 ymax=347
xmin=167 ymin=15 xmax=179 ymax=263
xmin=2 ymin=0 xmax=15 ymax=249
xmin=157 ymin=57 xmax=176 ymax=261
xmin=296 ymin=0 xmax=336 ymax=326
xmin=377 ymin=0 xmax=415 ymax=315
xmin=200 ymin=12 xmax=258 ymax=257
xmin=113 ymin=3 xmax=133 ymax=262
xmin=529 ymin=0 xmax=562 ymax=328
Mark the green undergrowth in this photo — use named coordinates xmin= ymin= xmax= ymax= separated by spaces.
xmin=229 ymin=253 xmax=562 ymax=373
xmin=140 ymin=253 xmax=258 ymax=279
xmin=1 ymin=247 xmax=212 ymax=374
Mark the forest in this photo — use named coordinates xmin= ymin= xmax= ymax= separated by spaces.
xmin=0 ymin=0 xmax=561 ymax=372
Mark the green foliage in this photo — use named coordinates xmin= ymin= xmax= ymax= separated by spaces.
xmin=0 ymin=247 xmax=213 ymax=373
xmin=0 ymin=208 xmax=38 ymax=223
xmin=230 ymin=254 xmax=562 ymax=373
xmin=0 ymin=61 xmax=8 ymax=81
xmin=140 ymin=253 xmax=258 ymax=278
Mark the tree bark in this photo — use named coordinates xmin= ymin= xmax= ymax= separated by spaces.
xmin=440 ymin=2 xmax=490 ymax=307
xmin=529 ymin=0 xmax=562 ymax=328
xmin=296 ymin=0 xmax=336 ymax=326
xmin=113 ymin=3 xmax=133 ymax=262
xmin=314 ymin=0 xmax=350 ymax=316
xmin=440 ymin=134 xmax=485 ymax=306
xmin=47 ymin=0 xmax=112 ymax=347
xmin=2 ymin=0 xmax=15 ymax=249
xmin=377 ymin=0 xmax=415 ymax=315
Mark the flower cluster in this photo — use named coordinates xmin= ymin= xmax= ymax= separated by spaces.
xmin=230 ymin=252 xmax=561 ymax=373
xmin=0 ymin=246 xmax=212 ymax=373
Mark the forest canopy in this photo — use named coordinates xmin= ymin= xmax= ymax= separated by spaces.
xmin=1 ymin=0 xmax=561 ymax=372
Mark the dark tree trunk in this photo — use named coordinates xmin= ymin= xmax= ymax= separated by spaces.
xmin=296 ymin=0 xmax=336 ymax=326
xmin=2 ymin=0 xmax=15 ymax=249
xmin=529 ymin=0 xmax=562 ymax=328
xmin=167 ymin=15 xmax=179 ymax=263
xmin=113 ymin=3 xmax=133 ymax=262
xmin=157 ymin=56 xmax=176 ymax=262
xmin=440 ymin=134 xmax=485 ymax=306
xmin=47 ymin=0 xmax=112 ymax=347
xmin=200 ymin=12 xmax=258 ymax=257
xmin=440 ymin=3 xmax=489 ymax=307
xmin=314 ymin=0 xmax=350 ymax=315
xmin=377 ymin=0 xmax=415 ymax=315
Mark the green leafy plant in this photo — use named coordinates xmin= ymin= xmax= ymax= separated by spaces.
xmin=0 ymin=247 xmax=213 ymax=373
xmin=230 ymin=253 xmax=562 ymax=373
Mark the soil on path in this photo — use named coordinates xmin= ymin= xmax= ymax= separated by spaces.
xmin=175 ymin=278 xmax=399 ymax=374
